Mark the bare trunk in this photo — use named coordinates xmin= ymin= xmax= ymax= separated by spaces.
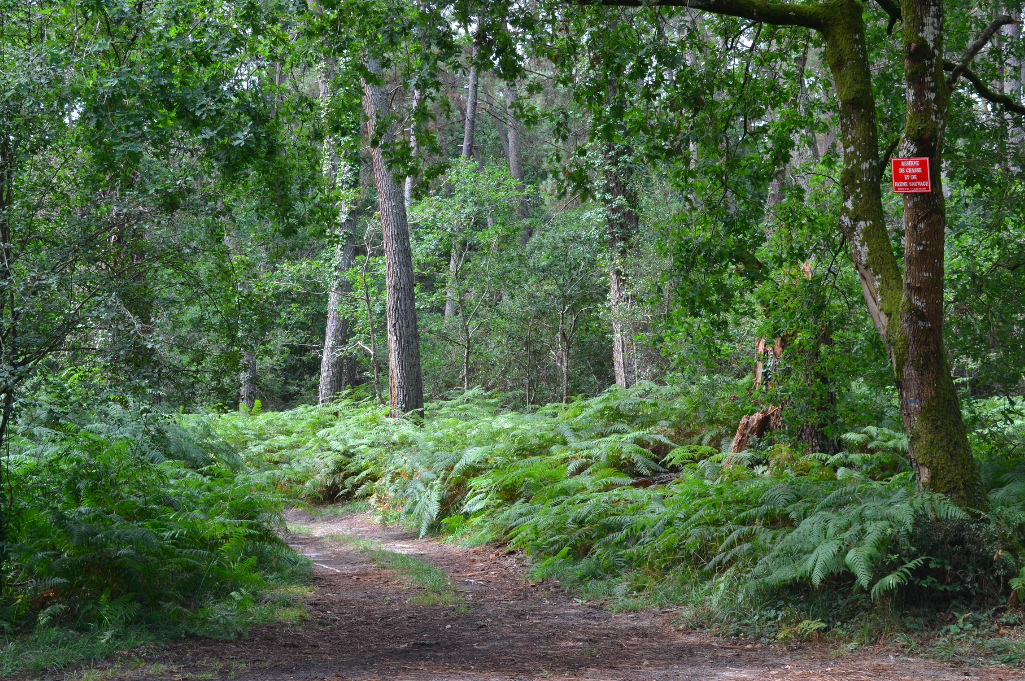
xmin=556 ymin=308 xmax=577 ymax=403
xmin=461 ymin=56 xmax=480 ymax=158
xmin=505 ymin=84 xmax=530 ymax=238
xmin=445 ymin=237 xmax=461 ymax=318
xmin=360 ymin=247 xmax=385 ymax=405
xmin=446 ymin=44 xmax=481 ymax=319
xmin=609 ymin=265 xmax=635 ymax=389
xmin=405 ymin=89 xmax=422 ymax=212
xmin=362 ymin=57 xmax=425 ymax=418
xmin=462 ymin=319 xmax=471 ymax=393
xmin=0 ymin=139 xmax=14 ymax=589
xmin=524 ymin=323 xmax=533 ymax=408
xmin=240 ymin=350 xmax=257 ymax=410
xmin=560 ymin=336 xmax=570 ymax=404
xmin=1001 ymin=9 xmax=1023 ymax=162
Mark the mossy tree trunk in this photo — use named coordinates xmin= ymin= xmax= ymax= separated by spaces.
xmin=891 ymin=0 xmax=980 ymax=506
xmin=601 ymin=0 xmax=983 ymax=506
xmin=601 ymin=142 xmax=639 ymax=389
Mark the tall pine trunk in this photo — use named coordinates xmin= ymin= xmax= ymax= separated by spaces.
xmin=445 ymin=42 xmax=480 ymax=319
xmin=504 ymin=83 xmax=530 ymax=243
xmin=362 ymin=57 xmax=424 ymax=417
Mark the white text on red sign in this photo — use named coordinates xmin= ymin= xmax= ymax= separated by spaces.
xmin=891 ymin=157 xmax=932 ymax=194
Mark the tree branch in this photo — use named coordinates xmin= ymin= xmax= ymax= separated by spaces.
xmin=947 ymin=15 xmax=1016 ymax=87
xmin=878 ymin=136 xmax=899 ymax=181
xmin=944 ymin=59 xmax=1025 ymax=115
xmin=578 ymin=0 xmax=825 ymax=30
xmin=872 ymin=0 xmax=900 ymax=34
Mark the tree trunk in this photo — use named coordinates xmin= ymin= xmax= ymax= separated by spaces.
xmin=240 ymin=350 xmax=257 ymax=410
xmin=405 ymin=89 xmax=422 ymax=212
xmin=505 ymin=83 xmax=531 ymax=239
xmin=360 ymin=246 xmax=385 ymax=405
xmin=560 ymin=332 xmax=570 ymax=404
xmin=1000 ymin=8 xmax=1023 ymax=164
xmin=319 ymin=228 xmax=357 ymax=403
xmin=590 ymin=0 xmax=981 ymax=503
xmin=462 ymin=53 xmax=480 ymax=158
xmin=317 ymin=59 xmax=359 ymax=404
xmin=0 ymin=140 xmax=15 ymax=576
xmin=891 ymin=0 xmax=980 ymax=506
xmin=445 ymin=43 xmax=481 ymax=319
xmin=602 ymin=143 xmax=638 ymax=389
xmin=362 ymin=57 xmax=425 ymax=418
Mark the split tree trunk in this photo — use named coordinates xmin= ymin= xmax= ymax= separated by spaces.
xmin=362 ymin=57 xmax=425 ymax=418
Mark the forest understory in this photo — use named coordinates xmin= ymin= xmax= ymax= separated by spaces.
xmin=5 ymin=387 xmax=1025 ymax=678
xmin=6 ymin=0 xmax=1025 ymax=677
xmin=39 ymin=508 xmax=1024 ymax=681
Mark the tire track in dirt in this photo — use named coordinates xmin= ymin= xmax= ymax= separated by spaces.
xmin=102 ymin=509 xmax=1024 ymax=681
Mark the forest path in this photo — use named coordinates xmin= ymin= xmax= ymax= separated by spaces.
xmin=127 ymin=509 xmax=1018 ymax=681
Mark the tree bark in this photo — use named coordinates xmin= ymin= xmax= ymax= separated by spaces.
xmin=602 ymin=143 xmax=638 ymax=389
xmin=598 ymin=0 xmax=981 ymax=504
xmin=891 ymin=0 xmax=980 ymax=506
xmin=319 ymin=228 xmax=357 ymax=403
xmin=240 ymin=350 xmax=257 ymax=410
xmin=504 ymin=83 xmax=531 ymax=237
xmin=362 ymin=57 xmax=425 ymax=418
xmin=317 ymin=61 xmax=359 ymax=404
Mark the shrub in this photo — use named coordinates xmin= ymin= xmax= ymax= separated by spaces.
xmin=212 ymin=384 xmax=1025 ymax=630
xmin=1 ymin=400 xmax=307 ymax=637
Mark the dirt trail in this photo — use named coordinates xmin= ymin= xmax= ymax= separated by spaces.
xmin=115 ymin=510 xmax=1021 ymax=681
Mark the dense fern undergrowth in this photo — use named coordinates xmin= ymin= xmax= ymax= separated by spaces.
xmin=0 ymin=378 xmax=311 ymax=675
xmin=214 ymin=382 xmax=1025 ymax=649
xmin=5 ymin=379 xmax=1025 ymax=672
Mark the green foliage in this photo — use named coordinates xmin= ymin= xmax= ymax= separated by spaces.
xmin=0 ymin=399 xmax=309 ymax=654
xmin=217 ymin=383 xmax=1025 ymax=635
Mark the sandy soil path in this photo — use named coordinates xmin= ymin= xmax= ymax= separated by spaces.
xmin=102 ymin=509 xmax=1024 ymax=681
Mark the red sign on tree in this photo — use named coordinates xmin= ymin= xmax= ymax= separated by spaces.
xmin=891 ymin=157 xmax=931 ymax=193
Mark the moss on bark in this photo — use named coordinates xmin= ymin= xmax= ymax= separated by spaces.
xmin=910 ymin=356 xmax=984 ymax=508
